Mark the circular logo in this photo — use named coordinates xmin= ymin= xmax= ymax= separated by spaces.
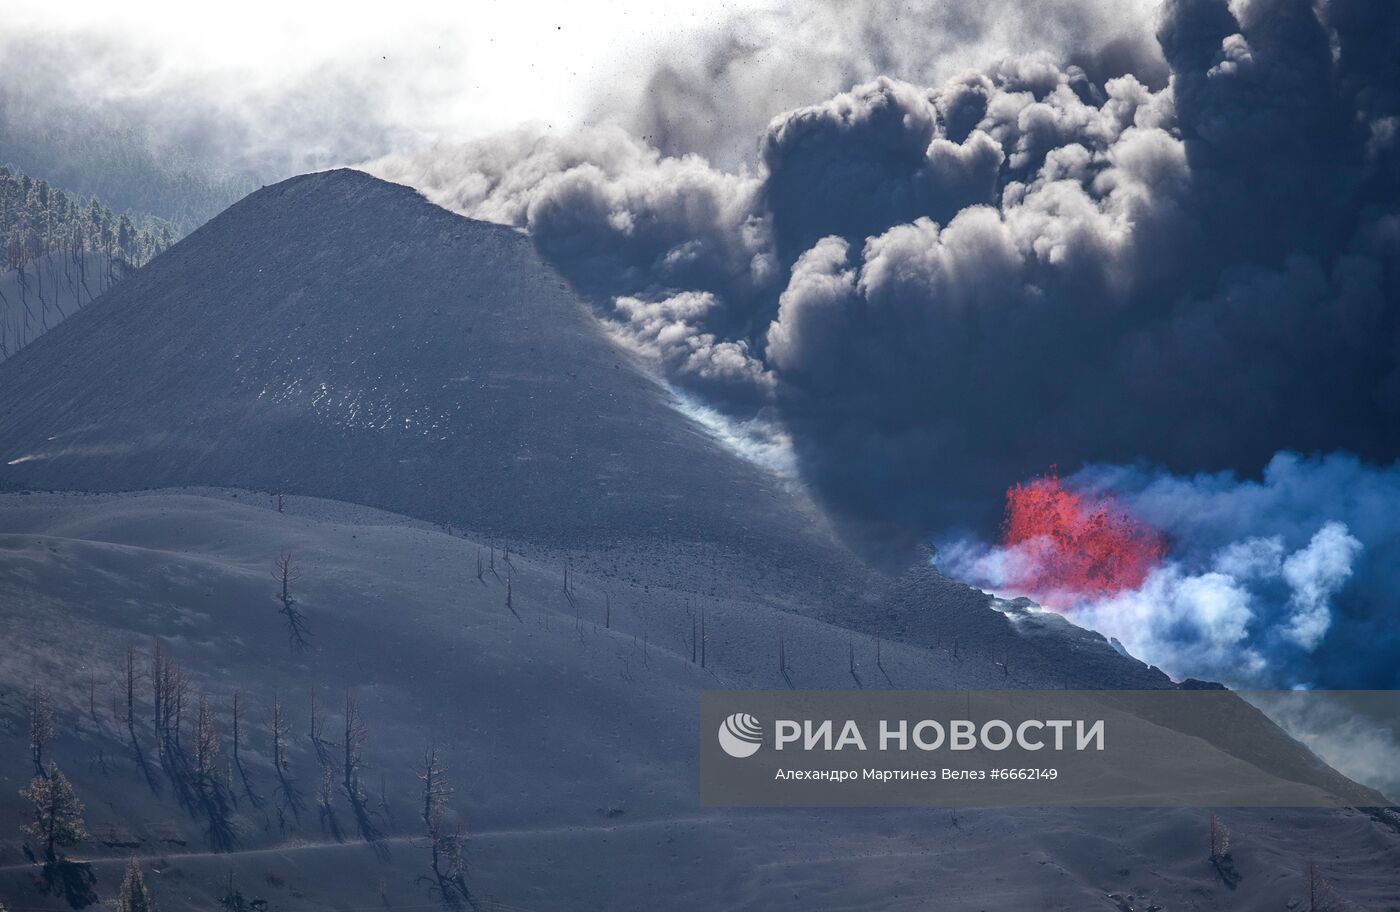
xmin=717 ymin=712 xmax=763 ymax=758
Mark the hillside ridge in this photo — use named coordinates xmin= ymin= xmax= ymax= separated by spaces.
xmin=0 ymin=168 xmax=851 ymax=586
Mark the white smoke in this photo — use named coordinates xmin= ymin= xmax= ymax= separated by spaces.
xmin=939 ymin=453 xmax=1393 ymax=688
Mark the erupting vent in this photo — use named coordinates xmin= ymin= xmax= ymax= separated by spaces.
xmin=1001 ymin=471 xmax=1166 ymax=602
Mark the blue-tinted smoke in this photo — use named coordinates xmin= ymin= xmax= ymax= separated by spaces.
xmin=941 ymin=452 xmax=1400 ymax=688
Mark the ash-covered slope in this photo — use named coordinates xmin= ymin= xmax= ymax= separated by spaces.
xmin=0 ymin=168 xmax=1178 ymax=681
xmin=0 ymin=490 xmax=1394 ymax=912
xmin=0 ymin=169 xmax=838 ymax=566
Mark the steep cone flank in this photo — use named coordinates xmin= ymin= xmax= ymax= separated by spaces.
xmin=0 ymin=170 xmax=838 ymax=560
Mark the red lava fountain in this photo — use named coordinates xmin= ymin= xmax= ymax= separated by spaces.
xmin=1001 ymin=471 xmax=1166 ymax=604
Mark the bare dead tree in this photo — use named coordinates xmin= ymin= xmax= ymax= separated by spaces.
xmin=271 ymin=693 xmax=289 ymax=775
xmin=268 ymin=691 xmax=303 ymax=829
xmin=30 ymin=685 xmax=55 ymax=774
xmin=171 ymin=671 xmax=188 ymax=751
xmin=505 ymin=566 xmax=519 ymax=621
xmin=685 ymin=600 xmax=697 ymax=664
xmin=273 ymin=553 xmax=311 ymax=650
xmin=167 ymin=659 xmax=190 ymax=752
xmin=308 ymin=686 xmax=330 ymax=764
xmin=193 ymin=693 xmax=223 ymax=788
xmin=123 ymin=642 xmax=139 ymax=737
xmin=778 ymin=628 xmax=793 ymax=688
xmin=229 ymin=689 xmax=243 ymax=769
xmin=338 ymin=691 xmax=382 ymax=846
xmin=317 ymin=771 xmax=332 ymax=810
xmin=342 ymin=691 xmax=367 ymax=803
xmin=604 ymin=592 xmax=611 ymax=630
xmin=149 ymin=639 xmax=188 ymax=753
xmin=700 ymin=603 xmax=707 ymax=669
xmin=1198 ymin=811 xmax=1238 ymax=886
xmin=419 ymin=744 xmax=451 ymax=832
xmin=317 ymin=760 xmax=343 ymax=842
xmin=223 ymin=687 xmax=258 ymax=807
xmin=150 ymin=639 xmax=165 ymax=750
xmin=418 ymin=743 xmax=470 ymax=908
xmin=1209 ymin=812 xmax=1228 ymax=860
xmin=476 ymin=549 xmax=483 ymax=582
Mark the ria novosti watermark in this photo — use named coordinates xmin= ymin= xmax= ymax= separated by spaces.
xmin=701 ymin=691 xmax=1400 ymax=807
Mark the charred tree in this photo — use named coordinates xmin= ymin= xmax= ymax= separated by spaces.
xmin=418 ymin=743 xmax=471 ymax=908
xmin=150 ymin=639 xmax=189 ymax=754
xmin=342 ymin=691 xmax=367 ymax=804
xmin=1208 ymin=812 xmax=1240 ymax=887
xmin=308 ymin=686 xmax=330 ymax=765
xmin=271 ymin=693 xmax=289 ymax=775
xmin=123 ymin=642 xmax=140 ymax=738
xmin=29 ymin=685 xmax=55 ymax=774
xmin=273 ymin=553 xmax=311 ymax=650
xmin=700 ymin=603 xmax=707 ymax=669
xmin=115 ymin=857 xmax=155 ymax=912
xmin=269 ymin=692 xmax=303 ymax=829
xmin=229 ymin=689 xmax=243 ymax=769
xmin=193 ymin=694 xmax=222 ymax=790
xmin=342 ymin=691 xmax=382 ymax=846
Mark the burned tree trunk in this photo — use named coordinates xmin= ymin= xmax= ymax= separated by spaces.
xmin=342 ymin=691 xmax=366 ymax=803
xmin=418 ymin=743 xmax=471 ymax=908
xmin=273 ymin=553 xmax=311 ymax=650
xmin=29 ymin=685 xmax=55 ymax=774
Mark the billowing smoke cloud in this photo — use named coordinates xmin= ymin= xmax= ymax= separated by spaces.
xmin=367 ymin=0 xmax=1400 ymax=688
xmin=764 ymin=0 xmax=1400 ymax=540
xmin=606 ymin=0 xmax=1167 ymax=169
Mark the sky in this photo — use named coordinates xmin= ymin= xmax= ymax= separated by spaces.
xmin=2 ymin=0 xmax=777 ymax=149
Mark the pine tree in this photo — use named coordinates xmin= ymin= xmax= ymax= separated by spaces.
xmin=116 ymin=857 xmax=156 ymax=912
xmin=20 ymin=763 xmax=88 ymax=862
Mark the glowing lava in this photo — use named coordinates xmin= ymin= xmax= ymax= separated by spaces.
xmin=1001 ymin=471 xmax=1166 ymax=603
